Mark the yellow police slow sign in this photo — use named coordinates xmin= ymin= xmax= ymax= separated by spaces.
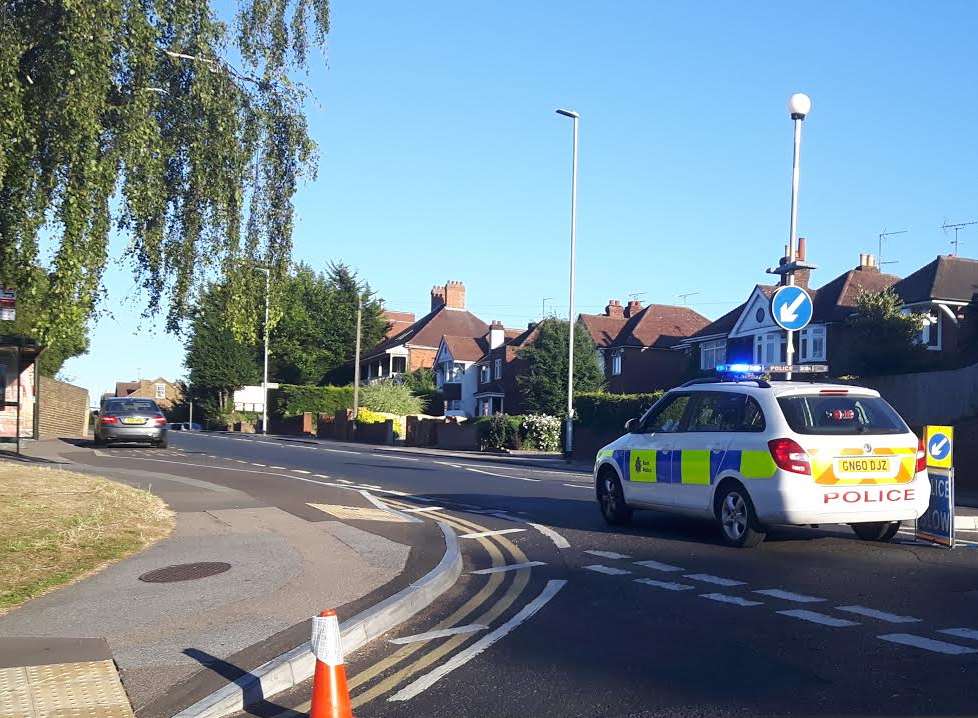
xmin=924 ymin=425 xmax=953 ymax=470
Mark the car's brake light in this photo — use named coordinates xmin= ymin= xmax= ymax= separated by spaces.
xmin=100 ymin=415 xmax=119 ymax=425
xmin=819 ymin=389 xmax=848 ymax=396
xmin=768 ymin=438 xmax=811 ymax=475
xmin=153 ymin=417 xmax=167 ymax=427
xmin=916 ymin=436 xmax=927 ymax=474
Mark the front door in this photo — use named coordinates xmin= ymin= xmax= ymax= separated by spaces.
xmin=620 ymin=393 xmax=692 ymax=508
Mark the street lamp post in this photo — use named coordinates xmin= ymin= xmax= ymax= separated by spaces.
xmin=784 ymin=93 xmax=811 ymax=379
xmin=248 ymin=265 xmax=271 ymax=435
xmin=556 ymin=108 xmax=579 ymax=457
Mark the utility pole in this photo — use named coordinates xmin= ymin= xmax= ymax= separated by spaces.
xmin=260 ymin=267 xmax=270 ymax=435
xmin=878 ymin=229 xmax=907 ymax=267
xmin=188 ymin=400 xmax=193 ymax=429
xmin=556 ymin=108 xmax=579 ymax=458
xmin=352 ymin=298 xmax=363 ymax=424
xmin=541 ymin=297 xmax=553 ymax=319
xmin=942 ymin=220 xmax=977 ymax=256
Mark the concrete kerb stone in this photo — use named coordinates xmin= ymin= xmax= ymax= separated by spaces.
xmin=171 ymin=521 xmax=461 ymax=718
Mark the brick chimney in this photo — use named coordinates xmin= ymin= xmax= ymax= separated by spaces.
xmin=430 ymin=285 xmax=446 ymax=312
xmin=856 ymin=253 xmax=879 ymax=272
xmin=624 ymin=299 xmax=643 ymax=318
xmin=444 ymin=280 xmax=466 ymax=309
xmin=488 ymin=320 xmax=505 ymax=350
xmin=605 ymin=300 xmax=624 ymax=319
xmin=794 ymin=236 xmax=811 ymax=288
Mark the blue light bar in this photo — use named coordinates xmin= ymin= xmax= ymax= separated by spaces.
xmin=716 ymin=363 xmax=763 ymax=374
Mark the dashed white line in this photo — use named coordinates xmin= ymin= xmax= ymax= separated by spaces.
xmin=634 ymin=560 xmax=685 ymax=573
xmin=939 ymin=628 xmax=978 ymax=642
xmin=527 ymin=523 xmax=570 ymax=549
xmin=292 ymin=469 xmax=311 ymax=474
xmin=701 ymin=593 xmax=764 ymax=607
xmin=400 ymin=506 xmax=446 ymax=514
xmin=388 ymin=624 xmax=488 ymax=645
xmin=778 ymin=610 xmax=859 ymax=627
xmin=357 ymin=483 xmax=382 ymax=489
xmin=325 ymin=448 xmax=361 ymax=455
xmin=754 ymin=589 xmax=825 ymax=603
xmin=585 ymin=550 xmax=631 ymax=560
xmin=251 ymin=463 xmax=266 ymax=467
xmin=464 ymin=467 xmax=541 ymax=482
xmin=335 ymin=479 xmax=354 ymax=485
xmin=563 ymin=483 xmax=591 ymax=489
xmin=459 ymin=528 xmax=526 ymax=539
xmin=435 ymin=461 xmax=463 ymax=469
xmin=388 ymin=580 xmax=566 ymax=702
xmin=469 ymin=561 xmax=546 ymax=575
xmin=634 ymin=578 xmax=694 ymax=592
xmin=313 ymin=474 xmax=329 ymax=479
xmin=836 ymin=605 xmax=921 ymax=623
xmin=269 ymin=465 xmax=285 ymax=470
xmin=684 ymin=574 xmax=745 ymax=587
xmin=879 ymin=634 xmax=977 ymax=655
xmin=585 ymin=564 xmax=632 ymax=576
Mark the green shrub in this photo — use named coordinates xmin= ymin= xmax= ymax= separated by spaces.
xmin=574 ymin=391 xmax=663 ymax=431
xmin=270 ymin=385 xmax=354 ymax=418
xmin=473 ymin=414 xmax=523 ymax=450
xmin=522 ymin=414 xmax=561 ymax=451
xmin=356 ymin=408 xmax=403 ymax=439
xmin=360 ymin=380 xmax=424 ymax=415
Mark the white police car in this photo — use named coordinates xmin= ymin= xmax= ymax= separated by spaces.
xmin=593 ymin=368 xmax=929 ymax=547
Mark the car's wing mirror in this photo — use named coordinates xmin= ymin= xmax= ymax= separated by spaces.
xmin=625 ymin=418 xmax=641 ymax=433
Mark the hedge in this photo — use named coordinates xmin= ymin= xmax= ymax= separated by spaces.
xmin=270 ymin=385 xmax=353 ymax=418
xmin=574 ymin=391 xmax=663 ymax=431
xmin=472 ymin=415 xmax=524 ymax=450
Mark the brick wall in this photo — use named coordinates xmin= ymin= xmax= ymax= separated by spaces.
xmin=38 ymin=375 xmax=89 ymax=439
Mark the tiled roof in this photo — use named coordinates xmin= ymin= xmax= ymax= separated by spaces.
xmin=382 ymin=310 xmax=416 ymax=339
xmin=892 ymin=255 xmax=978 ymax=304
xmin=441 ymin=335 xmax=489 ymax=362
xmin=579 ymin=314 xmax=626 ymax=347
xmin=580 ymin=305 xmax=708 ymax=349
xmin=812 ymin=267 xmax=900 ymax=322
xmin=364 ymin=305 xmax=489 ymax=359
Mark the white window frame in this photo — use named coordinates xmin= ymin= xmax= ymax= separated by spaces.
xmin=798 ymin=325 xmax=826 ymax=362
xmin=921 ymin=313 xmax=942 ymax=351
xmin=480 ymin=364 xmax=491 ymax=383
xmin=155 ymin=383 xmax=166 ymax=399
xmin=494 ymin=358 xmax=502 ymax=380
xmin=753 ymin=332 xmax=784 ymax=364
xmin=700 ymin=340 xmax=726 ymax=370
xmin=611 ymin=350 xmax=622 ymax=376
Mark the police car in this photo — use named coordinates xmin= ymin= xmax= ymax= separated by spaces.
xmin=593 ymin=365 xmax=929 ymax=548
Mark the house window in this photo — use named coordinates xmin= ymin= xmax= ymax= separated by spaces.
xmin=799 ymin=325 xmax=826 ymax=362
xmin=494 ymin=358 xmax=502 ymax=380
xmin=392 ymin=356 xmax=406 ymax=373
xmin=611 ymin=350 xmax=622 ymax=376
xmin=700 ymin=340 xmax=726 ymax=370
xmin=754 ymin=332 xmax=784 ymax=364
xmin=920 ymin=313 xmax=942 ymax=350
xmin=480 ymin=364 xmax=491 ymax=383
xmin=479 ymin=398 xmax=491 ymax=416
xmin=448 ymin=399 xmax=461 ymax=412
xmin=155 ymin=383 xmax=166 ymax=399
xmin=444 ymin=362 xmax=464 ymax=382
xmin=595 ymin=349 xmax=605 ymax=373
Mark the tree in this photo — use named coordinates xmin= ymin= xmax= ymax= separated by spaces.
xmin=317 ymin=262 xmax=387 ymax=385
xmin=401 ymin=367 xmax=442 ymax=415
xmin=845 ymin=289 xmax=927 ymax=375
xmin=517 ymin=319 xmax=605 ymax=415
xmin=0 ymin=0 xmax=330 ymax=348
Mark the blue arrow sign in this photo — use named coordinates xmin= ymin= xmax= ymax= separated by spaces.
xmin=928 ymin=432 xmax=951 ymax=461
xmin=771 ymin=285 xmax=813 ymax=331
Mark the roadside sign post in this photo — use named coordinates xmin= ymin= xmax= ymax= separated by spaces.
xmin=915 ymin=425 xmax=955 ymax=548
xmin=770 ymin=285 xmax=814 ymax=380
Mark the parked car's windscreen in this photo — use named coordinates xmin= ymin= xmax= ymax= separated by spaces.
xmin=104 ymin=399 xmax=160 ymax=414
xmin=777 ymin=394 xmax=908 ymax=435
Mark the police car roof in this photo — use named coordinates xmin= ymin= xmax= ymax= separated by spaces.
xmin=680 ymin=379 xmax=880 ymax=398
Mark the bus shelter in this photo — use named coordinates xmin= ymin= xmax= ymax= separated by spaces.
xmin=0 ymin=335 xmax=43 ymax=455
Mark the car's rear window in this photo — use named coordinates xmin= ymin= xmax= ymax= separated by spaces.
xmin=777 ymin=394 xmax=908 ymax=435
xmin=104 ymin=399 xmax=159 ymax=413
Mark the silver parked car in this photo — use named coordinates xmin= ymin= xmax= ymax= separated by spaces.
xmin=95 ymin=398 xmax=168 ymax=448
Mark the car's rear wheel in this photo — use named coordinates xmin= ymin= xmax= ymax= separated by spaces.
xmin=155 ymin=437 xmax=168 ymax=449
xmin=850 ymin=520 xmax=900 ymax=542
xmin=716 ymin=484 xmax=766 ymax=548
xmin=597 ymin=470 xmax=632 ymax=525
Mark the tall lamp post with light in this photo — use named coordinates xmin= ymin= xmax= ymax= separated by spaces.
xmin=556 ymin=108 xmax=579 ymax=457
xmin=783 ymin=93 xmax=811 ymax=378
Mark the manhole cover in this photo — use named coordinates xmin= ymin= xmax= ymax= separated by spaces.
xmin=138 ymin=562 xmax=231 ymax=583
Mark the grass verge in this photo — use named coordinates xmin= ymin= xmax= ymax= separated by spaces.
xmin=0 ymin=463 xmax=174 ymax=614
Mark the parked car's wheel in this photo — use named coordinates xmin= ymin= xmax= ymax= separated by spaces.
xmin=155 ymin=437 xmax=168 ymax=449
xmin=597 ymin=469 xmax=632 ymax=525
xmin=850 ymin=521 xmax=900 ymax=542
xmin=715 ymin=483 xmax=766 ymax=548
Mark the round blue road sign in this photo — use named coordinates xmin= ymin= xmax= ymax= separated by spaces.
xmin=928 ymin=433 xmax=951 ymax=461
xmin=771 ymin=285 xmax=813 ymax=331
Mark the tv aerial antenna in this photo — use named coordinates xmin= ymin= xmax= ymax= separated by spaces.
xmin=678 ymin=291 xmax=700 ymax=305
xmin=942 ymin=219 xmax=977 ymax=256
xmin=878 ymin=229 xmax=906 ymax=267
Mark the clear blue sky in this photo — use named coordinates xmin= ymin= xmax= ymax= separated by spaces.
xmin=64 ymin=1 xmax=978 ymax=401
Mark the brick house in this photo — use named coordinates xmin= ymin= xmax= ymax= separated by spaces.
xmin=471 ymin=323 xmax=539 ymax=416
xmin=359 ymin=281 xmax=489 ymax=382
xmin=579 ymin=299 xmax=709 ymax=392
xmin=112 ymin=377 xmax=183 ymax=410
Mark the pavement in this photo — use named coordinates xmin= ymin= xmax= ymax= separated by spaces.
xmin=4 ymin=433 xmax=978 ymax=718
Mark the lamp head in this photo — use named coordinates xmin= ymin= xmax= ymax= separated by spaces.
xmin=555 ymin=108 xmax=579 ymax=119
xmin=787 ymin=93 xmax=812 ymax=120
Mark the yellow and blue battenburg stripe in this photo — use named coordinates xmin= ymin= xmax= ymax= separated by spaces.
xmin=611 ymin=448 xmax=776 ymax=484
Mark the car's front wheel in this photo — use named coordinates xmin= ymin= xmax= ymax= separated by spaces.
xmin=850 ymin=520 xmax=900 ymax=542
xmin=597 ymin=470 xmax=632 ymax=525
xmin=715 ymin=484 xmax=766 ymax=548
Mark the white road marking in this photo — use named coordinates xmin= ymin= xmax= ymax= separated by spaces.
xmin=292 ymin=469 xmax=311 ymax=474
xmin=412 ymin=496 xmax=436 ymax=503
xmin=325 ymin=448 xmax=361 ymax=455
xmin=335 ymin=479 xmax=354 ymax=485
xmin=527 ymin=523 xmax=570 ymax=549
xmin=879 ymin=633 xmax=977 ymax=655
xmin=251 ymin=463 xmax=266 ymax=467
xmin=459 ymin=528 xmax=526 ymax=539
xmin=563 ymin=483 xmax=591 ymax=489
xmin=836 ymin=605 xmax=921 ymax=623
xmin=313 ymin=474 xmax=329 ymax=478
xmin=700 ymin=593 xmax=764 ymax=607
xmin=634 ymin=578 xmax=694 ymax=592
xmin=388 ymin=579 xmax=566 ymax=702
xmin=684 ymin=574 xmax=745 ymax=587
xmin=469 ymin=561 xmax=546 ymax=575
xmin=269 ymin=465 xmax=285 ymax=470
xmin=584 ymin=564 xmax=632 ymax=576
xmin=388 ymin=624 xmax=488 ymax=645
xmin=939 ymin=628 xmax=978 ymax=642
xmin=359 ymin=490 xmax=422 ymax=524
xmin=400 ymin=506 xmax=446 ymax=514
xmin=634 ymin=560 xmax=685 ymax=573
xmin=377 ymin=454 xmax=420 ymax=462
xmin=585 ymin=550 xmax=631 ymax=560
xmin=754 ymin=589 xmax=825 ymax=603
xmin=464 ymin=467 xmax=541 ymax=482
xmin=357 ymin=484 xmax=382 ymax=489
xmin=778 ymin=610 xmax=859 ymax=627
xmin=435 ymin=461 xmax=462 ymax=469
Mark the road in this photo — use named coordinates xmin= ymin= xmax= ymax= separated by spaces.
xmin=70 ymin=432 xmax=978 ymax=717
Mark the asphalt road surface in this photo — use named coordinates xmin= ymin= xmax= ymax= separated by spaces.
xmin=71 ymin=432 xmax=978 ymax=717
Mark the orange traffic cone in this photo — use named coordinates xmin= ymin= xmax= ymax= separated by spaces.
xmin=310 ymin=609 xmax=353 ymax=718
